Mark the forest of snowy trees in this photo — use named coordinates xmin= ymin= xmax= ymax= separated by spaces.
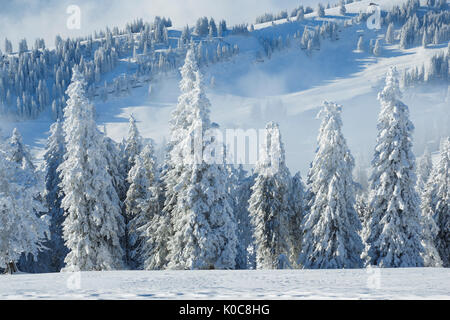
xmin=0 ymin=44 xmax=448 ymax=274
xmin=0 ymin=15 xmax=239 ymax=121
xmin=0 ymin=0 xmax=449 ymax=275
xmin=0 ymin=0 xmax=448 ymax=121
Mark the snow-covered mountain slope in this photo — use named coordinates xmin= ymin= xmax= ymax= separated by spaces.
xmin=1 ymin=0 xmax=449 ymax=175
xmin=1 ymin=268 xmax=449 ymax=299
xmin=254 ymin=0 xmax=408 ymax=29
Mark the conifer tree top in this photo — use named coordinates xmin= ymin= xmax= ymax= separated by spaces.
xmin=378 ymin=67 xmax=402 ymax=102
xmin=180 ymin=47 xmax=198 ymax=94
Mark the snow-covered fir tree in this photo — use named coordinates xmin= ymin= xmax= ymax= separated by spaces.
xmin=158 ymin=48 xmax=200 ymax=268
xmin=59 ymin=67 xmax=125 ymax=271
xmin=362 ymin=67 xmax=425 ymax=267
xmin=138 ymin=143 xmax=169 ymax=270
xmin=417 ymin=148 xmax=433 ymax=193
xmin=298 ymin=102 xmax=363 ymax=269
xmin=8 ymin=128 xmax=35 ymax=170
xmin=301 ymin=26 xmax=310 ymax=50
xmin=421 ymin=138 xmax=450 ymax=267
xmin=249 ymin=122 xmax=292 ymax=269
xmin=141 ymin=208 xmax=171 ymax=269
xmin=385 ymin=23 xmax=395 ymax=44
xmin=4 ymin=38 xmax=12 ymax=54
xmin=125 ymin=143 xmax=161 ymax=269
xmin=296 ymin=7 xmax=305 ymax=21
xmin=357 ymin=35 xmax=364 ymax=52
xmin=114 ymin=115 xmax=144 ymax=267
xmin=164 ymin=49 xmax=238 ymax=270
xmin=38 ymin=120 xmax=68 ymax=272
xmin=0 ymin=138 xmax=49 ymax=274
xmin=420 ymin=194 xmax=444 ymax=267
xmin=4 ymin=128 xmax=51 ymax=273
xmin=233 ymin=165 xmax=256 ymax=270
xmin=122 ymin=115 xmax=143 ymax=177
xmin=317 ymin=3 xmax=325 ymax=17
xmin=288 ymin=171 xmax=305 ymax=267
xmin=104 ymin=132 xmax=127 ymax=206
xmin=373 ymin=39 xmax=382 ymax=56
xmin=339 ymin=0 xmax=347 ymax=15
xmin=422 ymin=31 xmax=429 ymax=48
xmin=103 ymin=134 xmax=129 ymax=265
xmin=356 ymin=192 xmax=370 ymax=231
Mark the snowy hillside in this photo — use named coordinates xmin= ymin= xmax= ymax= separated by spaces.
xmin=1 ymin=0 xmax=448 ymax=175
xmin=1 ymin=268 xmax=449 ymax=299
xmin=0 ymin=0 xmax=449 ymax=300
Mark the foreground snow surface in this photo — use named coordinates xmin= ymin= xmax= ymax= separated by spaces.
xmin=0 ymin=268 xmax=449 ymax=299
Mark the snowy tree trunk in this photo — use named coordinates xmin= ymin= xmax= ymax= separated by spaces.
xmin=4 ymin=261 xmax=18 ymax=274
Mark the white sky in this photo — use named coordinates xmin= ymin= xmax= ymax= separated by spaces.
xmin=0 ymin=0 xmax=328 ymax=50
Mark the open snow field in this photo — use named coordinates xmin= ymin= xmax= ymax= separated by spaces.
xmin=0 ymin=268 xmax=449 ymax=299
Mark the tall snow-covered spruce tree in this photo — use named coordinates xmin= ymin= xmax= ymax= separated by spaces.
xmin=289 ymin=171 xmax=305 ymax=266
xmin=417 ymin=148 xmax=433 ymax=193
xmin=422 ymin=138 xmax=450 ymax=267
xmin=156 ymin=48 xmax=202 ymax=270
xmin=0 ymin=134 xmax=49 ymax=274
xmin=125 ymin=143 xmax=161 ymax=269
xmin=163 ymin=48 xmax=237 ymax=270
xmin=5 ymin=128 xmax=50 ymax=273
xmin=417 ymin=147 xmax=442 ymax=267
xmin=104 ymin=132 xmax=127 ymax=210
xmin=8 ymin=128 xmax=35 ymax=171
xmin=232 ymin=165 xmax=255 ymax=270
xmin=59 ymin=67 xmax=125 ymax=271
xmin=160 ymin=47 xmax=198 ymax=231
xmin=138 ymin=144 xmax=169 ymax=270
xmin=39 ymin=120 xmax=68 ymax=272
xmin=362 ymin=67 xmax=425 ymax=268
xmin=122 ymin=114 xmax=143 ymax=179
xmin=249 ymin=122 xmax=292 ymax=269
xmin=121 ymin=115 xmax=144 ymax=268
xmin=298 ymin=102 xmax=363 ymax=269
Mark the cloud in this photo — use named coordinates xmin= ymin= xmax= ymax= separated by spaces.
xmin=0 ymin=0 xmax=320 ymax=49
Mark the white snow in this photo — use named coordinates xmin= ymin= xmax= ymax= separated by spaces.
xmin=0 ymin=268 xmax=449 ymax=299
